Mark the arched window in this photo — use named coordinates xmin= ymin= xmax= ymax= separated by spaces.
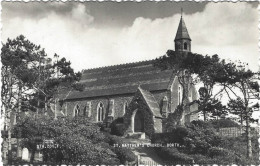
xmin=162 ymin=96 xmax=168 ymax=115
xmin=184 ymin=42 xmax=188 ymax=50
xmin=83 ymin=106 xmax=87 ymax=116
xmin=97 ymin=102 xmax=105 ymax=122
xmin=122 ymin=102 xmax=128 ymax=116
xmin=178 ymin=86 xmax=183 ymax=105
xmin=74 ymin=105 xmax=80 ymax=117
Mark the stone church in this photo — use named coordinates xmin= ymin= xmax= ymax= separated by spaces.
xmin=58 ymin=16 xmax=199 ymax=136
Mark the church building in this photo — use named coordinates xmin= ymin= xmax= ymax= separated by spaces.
xmin=58 ymin=16 xmax=198 ymax=136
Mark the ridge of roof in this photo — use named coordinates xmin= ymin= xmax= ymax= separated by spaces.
xmin=138 ymin=87 xmax=162 ymax=118
xmin=82 ymin=59 xmax=157 ymax=72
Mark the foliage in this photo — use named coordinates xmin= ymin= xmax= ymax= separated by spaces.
xmin=220 ymin=62 xmax=259 ymax=158
xmin=155 ymin=51 xmax=229 ymax=122
xmin=165 ymin=105 xmax=185 ymax=129
xmin=1 ymin=35 xmax=47 ymax=116
xmin=105 ymin=134 xmax=137 ymax=164
xmin=113 ymin=146 xmax=136 ymax=164
xmin=198 ymin=87 xmax=227 ymax=120
xmin=156 ymin=147 xmax=193 ymax=163
xmin=228 ymin=98 xmax=258 ymax=124
xmin=1 ymin=35 xmax=82 ymax=116
xmin=208 ymin=147 xmax=230 ymax=158
xmin=190 ymin=120 xmax=213 ymax=128
xmin=210 ymin=119 xmax=240 ymax=128
xmin=110 ymin=117 xmax=126 ymax=136
xmin=155 ymin=50 xmax=259 ymax=159
xmin=13 ymin=115 xmax=121 ymax=164
xmin=152 ymin=120 xmax=259 ymax=164
xmin=111 ymin=124 xmax=126 ymax=136
xmin=151 ymin=131 xmax=181 ymax=145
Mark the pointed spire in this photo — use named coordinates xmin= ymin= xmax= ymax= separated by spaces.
xmin=174 ymin=15 xmax=191 ymax=41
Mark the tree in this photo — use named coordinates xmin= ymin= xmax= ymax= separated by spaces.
xmin=1 ymin=35 xmax=49 ymax=161
xmin=1 ymin=35 xmax=82 ymax=162
xmin=13 ymin=115 xmax=120 ymax=164
xmin=221 ymin=62 xmax=259 ymax=159
xmin=29 ymin=53 xmax=82 ymax=118
xmin=228 ymin=98 xmax=246 ymax=126
xmin=198 ymin=87 xmax=227 ymax=120
xmin=1 ymin=35 xmax=82 ymax=116
xmin=155 ymin=51 xmax=227 ymax=124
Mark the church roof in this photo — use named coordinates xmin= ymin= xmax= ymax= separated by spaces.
xmin=137 ymin=87 xmax=162 ymax=118
xmin=174 ymin=16 xmax=191 ymax=41
xmin=63 ymin=60 xmax=175 ymax=100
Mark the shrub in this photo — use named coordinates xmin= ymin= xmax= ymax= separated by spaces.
xmin=106 ymin=134 xmax=136 ymax=164
xmin=95 ymin=122 xmax=103 ymax=131
xmin=210 ymin=119 xmax=239 ymax=128
xmin=157 ymin=147 xmax=193 ymax=163
xmin=107 ymin=135 xmax=124 ymax=146
xmin=151 ymin=127 xmax=189 ymax=145
xmin=13 ymin=116 xmax=121 ymax=165
xmin=113 ymin=147 xmax=136 ymax=164
xmin=191 ymin=154 xmax=212 ymax=164
xmin=110 ymin=118 xmax=126 ymax=136
xmin=151 ymin=132 xmax=174 ymax=144
xmin=111 ymin=124 xmax=125 ymax=136
xmin=208 ymin=147 xmax=230 ymax=158
xmin=191 ymin=120 xmax=213 ymax=129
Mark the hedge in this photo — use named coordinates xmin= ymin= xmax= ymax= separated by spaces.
xmin=151 ymin=126 xmax=188 ymax=145
xmin=210 ymin=119 xmax=240 ymax=128
xmin=156 ymin=147 xmax=193 ymax=163
xmin=110 ymin=118 xmax=126 ymax=136
xmin=208 ymin=147 xmax=230 ymax=158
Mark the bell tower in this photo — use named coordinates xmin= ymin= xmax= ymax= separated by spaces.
xmin=174 ymin=10 xmax=191 ymax=52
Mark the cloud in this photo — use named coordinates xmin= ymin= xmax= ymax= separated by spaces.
xmin=71 ymin=4 xmax=94 ymax=26
xmin=2 ymin=2 xmax=259 ymax=72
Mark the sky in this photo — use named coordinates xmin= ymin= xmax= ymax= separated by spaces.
xmin=1 ymin=2 xmax=259 ymax=73
xmin=1 ymin=2 xmax=259 ymax=120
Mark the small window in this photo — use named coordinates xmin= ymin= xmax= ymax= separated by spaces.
xmin=178 ymin=86 xmax=183 ymax=105
xmin=122 ymin=102 xmax=128 ymax=116
xmin=184 ymin=42 xmax=188 ymax=50
xmin=83 ymin=106 xmax=87 ymax=116
xmin=97 ymin=102 xmax=105 ymax=122
xmin=74 ymin=105 xmax=80 ymax=117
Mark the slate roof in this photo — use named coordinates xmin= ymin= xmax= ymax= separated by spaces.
xmin=137 ymin=87 xmax=162 ymax=118
xmin=64 ymin=60 xmax=175 ymax=100
xmin=174 ymin=16 xmax=191 ymax=41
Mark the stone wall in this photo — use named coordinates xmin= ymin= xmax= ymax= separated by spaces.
xmin=62 ymin=90 xmax=168 ymax=123
xmin=63 ymin=95 xmax=133 ymax=122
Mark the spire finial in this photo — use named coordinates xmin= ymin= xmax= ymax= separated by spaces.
xmin=181 ymin=8 xmax=183 ymax=17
